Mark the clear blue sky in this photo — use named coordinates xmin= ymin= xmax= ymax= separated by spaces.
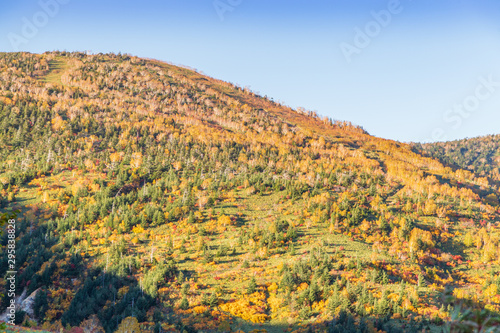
xmin=1 ymin=0 xmax=500 ymax=143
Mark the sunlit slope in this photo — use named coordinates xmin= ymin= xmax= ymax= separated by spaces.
xmin=0 ymin=51 xmax=499 ymax=333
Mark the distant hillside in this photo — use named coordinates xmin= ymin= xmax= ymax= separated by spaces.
xmin=416 ymin=135 xmax=500 ymax=185
xmin=1 ymin=52 xmax=500 ymax=333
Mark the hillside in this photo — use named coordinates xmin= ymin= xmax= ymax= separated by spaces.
xmin=1 ymin=51 xmax=500 ymax=333
xmin=416 ymin=135 xmax=500 ymax=188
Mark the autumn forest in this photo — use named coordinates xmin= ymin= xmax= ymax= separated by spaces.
xmin=1 ymin=52 xmax=500 ymax=333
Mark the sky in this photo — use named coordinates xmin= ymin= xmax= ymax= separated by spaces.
xmin=1 ymin=0 xmax=500 ymax=143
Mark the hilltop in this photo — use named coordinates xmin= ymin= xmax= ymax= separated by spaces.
xmin=1 ymin=51 xmax=500 ymax=333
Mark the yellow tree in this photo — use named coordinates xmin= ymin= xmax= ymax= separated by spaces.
xmin=51 ymin=115 xmax=66 ymax=131
xmin=131 ymin=152 xmax=143 ymax=168
xmin=218 ymin=214 xmax=232 ymax=227
xmin=115 ymin=316 xmax=142 ymax=333
xmin=42 ymin=191 xmax=50 ymax=203
xmin=409 ymin=228 xmax=434 ymax=255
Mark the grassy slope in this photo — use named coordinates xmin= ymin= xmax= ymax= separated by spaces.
xmin=37 ymin=57 xmax=69 ymax=85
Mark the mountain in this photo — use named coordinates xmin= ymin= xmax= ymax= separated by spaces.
xmin=416 ymin=135 xmax=500 ymax=185
xmin=1 ymin=51 xmax=500 ymax=333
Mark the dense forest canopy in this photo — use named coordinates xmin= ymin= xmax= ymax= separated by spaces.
xmin=416 ymin=135 xmax=500 ymax=183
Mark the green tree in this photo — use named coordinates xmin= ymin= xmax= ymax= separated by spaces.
xmin=179 ymin=297 xmax=189 ymax=310
xmin=209 ymin=290 xmax=218 ymax=307
xmin=247 ymin=276 xmax=257 ymax=294
xmin=308 ymin=280 xmax=320 ymax=304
